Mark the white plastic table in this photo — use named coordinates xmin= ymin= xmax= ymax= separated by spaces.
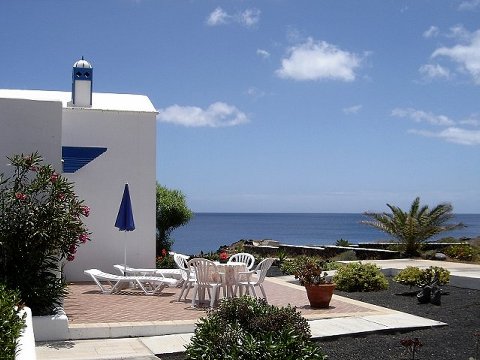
xmin=214 ymin=261 xmax=247 ymax=298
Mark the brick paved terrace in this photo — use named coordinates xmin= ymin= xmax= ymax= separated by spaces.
xmin=64 ymin=276 xmax=391 ymax=325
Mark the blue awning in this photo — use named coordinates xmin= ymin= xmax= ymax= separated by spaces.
xmin=62 ymin=146 xmax=107 ymax=173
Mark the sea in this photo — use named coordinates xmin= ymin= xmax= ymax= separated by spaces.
xmin=170 ymin=213 xmax=480 ymax=255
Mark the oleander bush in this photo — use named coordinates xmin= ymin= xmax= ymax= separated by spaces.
xmin=185 ymin=296 xmax=327 ymax=360
xmin=394 ymin=266 xmax=450 ymax=287
xmin=155 ymin=249 xmax=176 ymax=269
xmin=0 ymin=284 xmax=26 ymax=360
xmin=0 ymin=153 xmax=90 ymax=315
xmin=333 ymin=262 xmax=389 ymax=292
xmin=443 ymin=244 xmax=479 ymax=262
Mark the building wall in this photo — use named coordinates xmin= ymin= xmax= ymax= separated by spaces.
xmin=61 ymin=108 xmax=156 ymax=281
xmin=0 ymin=98 xmax=62 ymax=173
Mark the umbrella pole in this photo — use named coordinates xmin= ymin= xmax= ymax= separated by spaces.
xmin=124 ymin=231 xmax=127 ymax=276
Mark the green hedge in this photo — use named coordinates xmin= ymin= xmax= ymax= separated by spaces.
xmin=0 ymin=284 xmax=26 ymax=360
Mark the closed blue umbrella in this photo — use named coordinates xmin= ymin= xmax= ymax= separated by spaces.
xmin=115 ymin=183 xmax=135 ymax=274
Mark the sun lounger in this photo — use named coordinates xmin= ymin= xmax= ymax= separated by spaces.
xmin=113 ymin=264 xmax=183 ymax=280
xmin=84 ymin=269 xmax=179 ymax=295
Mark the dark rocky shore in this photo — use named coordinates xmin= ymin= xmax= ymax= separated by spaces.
xmin=158 ymin=278 xmax=480 ymax=360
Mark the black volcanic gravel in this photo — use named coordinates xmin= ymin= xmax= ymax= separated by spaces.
xmin=158 ymin=279 xmax=480 ymax=360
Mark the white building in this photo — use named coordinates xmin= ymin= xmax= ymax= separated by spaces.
xmin=0 ymin=58 xmax=157 ymax=281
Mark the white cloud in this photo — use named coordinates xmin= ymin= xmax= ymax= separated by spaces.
xmin=446 ymin=25 xmax=472 ymax=42
xmin=206 ymin=7 xmax=229 ymax=26
xmin=246 ymin=87 xmax=266 ymax=99
xmin=460 ymin=117 xmax=480 ymax=126
xmin=391 ymin=108 xmax=455 ymax=126
xmin=423 ymin=26 xmax=439 ymax=38
xmin=256 ymin=49 xmax=270 ymax=59
xmin=157 ymin=102 xmax=249 ymax=128
xmin=432 ymin=28 xmax=480 ymax=84
xmin=206 ymin=7 xmax=260 ymax=28
xmin=393 ymin=107 xmax=480 ymax=146
xmin=343 ymin=105 xmax=363 ymax=114
xmin=458 ymin=0 xmax=480 ymax=11
xmin=408 ymin=128 xmax=480 ymax=145
xmin=237 ymin=8 xmax=261 ymax=27
xmin=276 ymin=38 xmax=361 ymax=81
xmin=419 ymin=63 xmax=451 ymax=80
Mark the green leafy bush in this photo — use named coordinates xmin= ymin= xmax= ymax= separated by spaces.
xmin=0 ymin=284 xmax=26 ymax=360
xmin=185 ymin=296 xmax=326 ymax=360
xmin=393 ymin=266 xmax=424 ymax=288
xmin=436 ymin=237 xmax=462 ymax=243
xmin=443 ymin=244 xmax=479 ymax=261
xmin=394 ymin=266 xmax=450 ymax=287
xmin=0 ymin=153 xmax=90 ymax=315
xmin=333 ymin=262 xmax=388 ymax=292
xmin=332 ymin=250 xmax=358 ymax=262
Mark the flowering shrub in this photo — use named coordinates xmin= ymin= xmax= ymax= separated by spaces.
xmin=219 ymin=251 xmax=229 ymax=263
xmin=281 ymin=256 xmax=340 ymax=278
xmin=156 ymin=249 xmax=176 ymax=269
xmin=0 ymin=153 xmax=90 ymax=315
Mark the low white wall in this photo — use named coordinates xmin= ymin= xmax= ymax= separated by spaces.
xmin=16 ymin=307 xmax=37 ymax=360
xmin=32 ymin=308 xmax=69 ymax=342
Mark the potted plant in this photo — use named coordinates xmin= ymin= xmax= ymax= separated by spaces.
xmin=293 ymin=257 xmax=335 ymax=309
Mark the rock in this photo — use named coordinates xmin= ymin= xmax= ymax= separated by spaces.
xmin=435 ymin=252 xmax=447 ymax=261
xmin=430 ymin=286 xmax=442 ymax=306
xmin=417 ymin=286 xmax=432 ymax=304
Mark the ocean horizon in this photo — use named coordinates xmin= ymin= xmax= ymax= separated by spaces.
xmin=170 ymin=212 xmax=480 ymax=255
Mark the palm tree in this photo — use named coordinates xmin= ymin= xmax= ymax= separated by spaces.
xmin=362 ymin=197 xmax=464 ymax=256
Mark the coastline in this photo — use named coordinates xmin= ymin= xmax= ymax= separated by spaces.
xmin=171 ymin=213 xmax=480 ymax=255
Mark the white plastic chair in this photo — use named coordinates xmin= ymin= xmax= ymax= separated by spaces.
xmin=174 ymin=253 xmax=196 ymax=301
xmin=234 ymin=258 xmax=275 ymax=301
xmin=227 ymin=252 xmax=255 ymax=270
xmin=188 ymin=258 xmax=225 ymax=308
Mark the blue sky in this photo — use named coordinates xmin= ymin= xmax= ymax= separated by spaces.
xmin=1 ymin=1 xmax=480 ymax=213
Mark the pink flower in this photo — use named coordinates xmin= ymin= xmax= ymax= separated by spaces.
xmin=57 ymin=193 xmax=65 ymax=201
xmin=69 ymin=244 xmax=77 ymax=254
xmin=161 ymin=249 xmax=167 ymax=257
xmin=80 ymin=205 xmax=90 ymax=217
xmin=79 ymin=234 xmax=89 ymax=243
xmin=15 ymin=192 xmax=27 ymax=201
xmin=219 ymin=251 xmax=228 ymax=262
xmin=67 ymin=254 xmax=75 ymax=261
xmin=50 ymin=173 xmax=59 ymax=183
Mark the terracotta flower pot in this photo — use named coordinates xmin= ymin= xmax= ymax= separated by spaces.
xmin=305 ymin=283 xmax=336 ymax=309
